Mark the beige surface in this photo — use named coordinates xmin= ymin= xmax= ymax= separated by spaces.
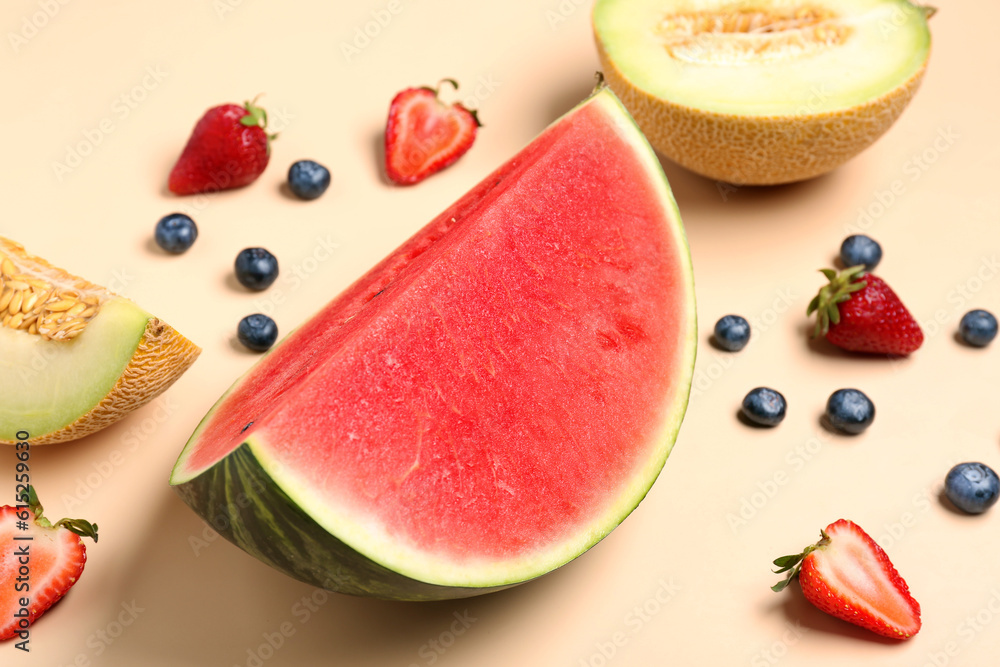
xmin=1 ymin=1 xmax=998 ymax=665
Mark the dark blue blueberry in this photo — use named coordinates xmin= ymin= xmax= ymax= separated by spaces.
xmin=741 ymin=387 xmax=786 ymax=427
xmin=714 ymin=314 xmax=751 ymax=351
xmin=839 ymin=235 xmax=882 ymax=272
xmin=154 ymin=213 xmax=198 ymax=254
xmin=958 ymin=309 xmax=998 ymax=347
xmin=825 ymin=388 xmax=875 ymax=434
xmin=237 ymin=314 xmax=279 ymax=352
xmin=287 ymin=160 xmax=331 ymax=200
xmin=234 ymin=247 xmax=279 ymax=291
xmin=945 ymin=462 xmax=1000 ymax=514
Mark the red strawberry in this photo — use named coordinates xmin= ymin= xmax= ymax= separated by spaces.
xmin=384 ymin=79 xmax=481 ymax=185
xmin=168 ymin=97 xmax=275 ymax=195
xmin=807 ymin=266 xmax=923 ymax=355
xmin=1 ymin=487 xmax=98 ymax=642
xmin=772 ymin=519 xmax=921 ymax=639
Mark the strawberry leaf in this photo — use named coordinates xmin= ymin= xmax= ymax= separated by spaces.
xmin=771 ymin=577 xmax=794 ymax=593
xmin=25 ymin=485 xmax=99 ymax=542
xmin=771 ymin=531 xmax=830 ymax=594
xmin=436 ymin=78 xmax=460 ymax=95
xmin=809 ymin=266 xmax=870 ymax=338
xmin=54 ymin=518 xmax=99 ymax=543
xmin=462 ymin=106 xmax=483 ymax=128
xmin=241 ymin=96 xmax=269 ymax=130
xmin=806 ymin=295 xmax=820 ymax=316
xmin=772 ymin=554 xmax=804 ymax=571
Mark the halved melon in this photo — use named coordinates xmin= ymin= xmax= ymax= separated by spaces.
xmin=593 ymin=0 xmax=934 ymax=184
xmin=0 ymin=237 xmax=201 ymax=445
xmin=170 ymin=83 xmax=697 ymax=600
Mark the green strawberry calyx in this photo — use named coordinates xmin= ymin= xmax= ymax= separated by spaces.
xmin=240 ymin=95 xmax=279 ymax=152
xmin=770 ymin=529 xmax=831 ymax=592
xmin=27 ymin=485 xmax=99 ymax=543
xmin=806 ymin=265 xmax=868 ymax=339
xmin=420 ymin=79 xmax=482 ymax=128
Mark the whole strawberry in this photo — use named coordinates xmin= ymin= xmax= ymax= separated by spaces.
xmin=807 ymin=266 xmax=923 ymax=355
xmin=772 ymin=519 xmax=921 ymax=639
xmin=168 ymin=97 xmax=275 ymax=195
xmin=384 ymin=79 xmax=480 ymax=185
xmin=1 ymin=487 xmax=98 ymax=641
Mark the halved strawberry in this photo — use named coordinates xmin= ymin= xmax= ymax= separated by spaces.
xmin=168 ymin=97 xmax=276 ymax=195
xmin=384 ymin=79 xmax=481 ymax=185
xmin=807 ymin=266 xmax=924 ymax=355
xmin=1 ymin=487 xmax=98 ymax=641
xmin=772 ymin=519 xmax=921 ymax=639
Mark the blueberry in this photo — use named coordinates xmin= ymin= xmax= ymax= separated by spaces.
xmin=154 ymin=213 xmax=198 ymax=254
xmin=234 ymin=247 xmax=279 ymax=291
xmin=958 ymin=309 xmax=998 ymax=347
xmin=825 ymin=388 xmax=875 ymax=434
xmin=238 ymin=314 xmax=279 ymax=352
xmin=714 ymin=314 xmax=751 ymax=351
xmin=945 ymin=462 xmax=1000 ymax=514
xmin=741 ymin=387 xmax=786 ymax=426
xmin=287 ymin=160 xmax=331 ymax=200
xmin=839 ymin=235 xmax=882 ymax=272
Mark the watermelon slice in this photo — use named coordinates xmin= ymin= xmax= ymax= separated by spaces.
xmin=170 ymin=82 xmax=697 ymax=600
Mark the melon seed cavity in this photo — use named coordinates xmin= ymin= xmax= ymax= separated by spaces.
xmin=0 ymin=251 xmax=104 ymax=341
xmin=658 ymin=5 xmax=851 ymax=66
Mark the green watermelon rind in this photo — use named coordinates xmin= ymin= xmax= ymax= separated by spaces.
xmin=174 ymin=442 xmax=513 ymax=600
xmin=170 ymin=83 xmax=697 ymax=599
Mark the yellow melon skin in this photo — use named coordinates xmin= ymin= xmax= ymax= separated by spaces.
xmin=0 ymin=237 xmax=200 ymax=446
xmin=596 ymin=40 xmax=928 ymax=186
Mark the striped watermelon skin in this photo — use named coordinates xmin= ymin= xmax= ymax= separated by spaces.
xmin=175 ymin=442 xmax=513 ymax=600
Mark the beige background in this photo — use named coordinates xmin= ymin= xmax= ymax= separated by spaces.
xmin=2 ymin=0 xmax=999 ymax=665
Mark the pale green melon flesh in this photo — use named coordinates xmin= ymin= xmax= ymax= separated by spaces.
xmin=0 ymin=299 xmax=150 ymax=441
xmin=594 ymin=0 xmax=931 ymax=115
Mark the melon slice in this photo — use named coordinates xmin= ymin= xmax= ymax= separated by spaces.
xmin=593 ymin=0 xmax=933 ymax=185
xmin=170 ymin=83 xmax=697 ymax=600
xmin=0 ymin=237 xmax=201 ymax=445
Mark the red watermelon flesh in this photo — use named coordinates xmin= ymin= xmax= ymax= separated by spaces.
xmin=171 ymin=84 xmax=696 ymax=597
